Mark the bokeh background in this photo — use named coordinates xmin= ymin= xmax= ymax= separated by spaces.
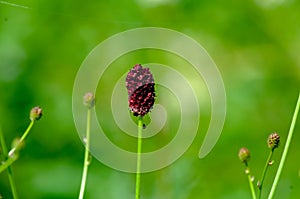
xmin=1 ymin=0 xmax=300 ymax=198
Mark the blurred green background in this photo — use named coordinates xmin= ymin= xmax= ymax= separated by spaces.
xmin=1 ymin=0 xmax=300 ymax=198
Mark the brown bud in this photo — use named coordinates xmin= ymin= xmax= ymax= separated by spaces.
xmin=83 ymin=92 xmax=95 ymax=109
xmin=268 ymin=132 xmax=280 ymax=150
xmin=30 ymin=106 xmax=42 ymax=121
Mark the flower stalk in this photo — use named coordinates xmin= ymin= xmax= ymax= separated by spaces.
xmin=126 ymin=64 xmax=155 ymax=199
xmin=8 ymin=106 xmax=42 ymax=157
xmin=0 ymin=126 xmax=19 ymax=199
xmin=258 ymin=133 xmax=280 ymax=198
xmin=246 ymin=165 xmax=257 ymax=199
xmin=79 ymin=92 xmax=95 ymax=199
xmin=8 ymin=121 xmax=34 ymax=157
xmin=268 ymin=93 xmax=300 ymax=199
xmin=239 ymin=148 xmax=256 ymax=199
xmin=135 ymin=116 xmax=143 ymax=199
xmin=78 ymin=108 xmax=91 ymax=199
xmin=0 ymin=106 xmax=42 ymax=198
xmin=257 ymin=150 xmax=273 ymax=199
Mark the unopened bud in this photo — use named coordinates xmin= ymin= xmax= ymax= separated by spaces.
xmin=30 ymin=106 xmax=42 ymax=121
xmin=238 ymin=147 xmax=250 ymax=163
xmin=268 ymin=132 xmax=280 ymax=150
xmin=83 ymin=92 xmax=95 ymax=108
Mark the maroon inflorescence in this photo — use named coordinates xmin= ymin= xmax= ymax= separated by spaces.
xmin=126 ymin=64 xmax=155 ymax=117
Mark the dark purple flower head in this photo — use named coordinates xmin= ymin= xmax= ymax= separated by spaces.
xmin=126 ymin=64 xmax=155 ymax=117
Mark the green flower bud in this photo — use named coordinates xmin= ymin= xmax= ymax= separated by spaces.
xmin=268 ymin=132 xmax=280 ymax=150
xmin=238 ymin=147 xmax=250 ymax=163
xmin=83 ymin=92 xmax=95 ymax=108
xmin=30 ymin=106 xmax=43 ymax=121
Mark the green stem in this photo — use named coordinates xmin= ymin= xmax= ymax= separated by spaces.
xmin=8 ymin=120 xmax=34 ymax=157
xmin=268 ymin=93 xmax=300 ymax=199
xmin=0 ymin=127 xmax=19 ymax=199
xmin=135 ymin=116 xmax=143 ymax=199
xmin=258 ymin=150 xmax=273 ymax=199
xmin=245 ymin=162 xmax=257 ymax=199
xmin=0 ymin=155 xmax=18 ymax=174
xmin=79 ymin=108 xmax=91 ymax=199
xmin=20 ymin=120 xmax=34 ymax=142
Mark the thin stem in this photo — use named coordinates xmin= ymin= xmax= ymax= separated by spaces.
xmin=135 ymin=116 xmax=143 ymax=199
xmin=268 ymin=93 xmax=300 ymax=199
xmin=20 ymin=120 xmax=34 ymax=142
xmin=0 ymin=155 xmax=18 ymax=174
xmin=6 ymin=165 xmax=18 ymax=199
xmin=258 ymin=150 xmax=273 ymax=199
xmin=245 ymin=162 xmax=257 ymax=199
xmin=8 ymin=120 xmax=34 ymax=157
xmin=0 ymin=127 xmax=19 ymax=199
xmin=79 ymin=108 xmax=91 ymax=199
